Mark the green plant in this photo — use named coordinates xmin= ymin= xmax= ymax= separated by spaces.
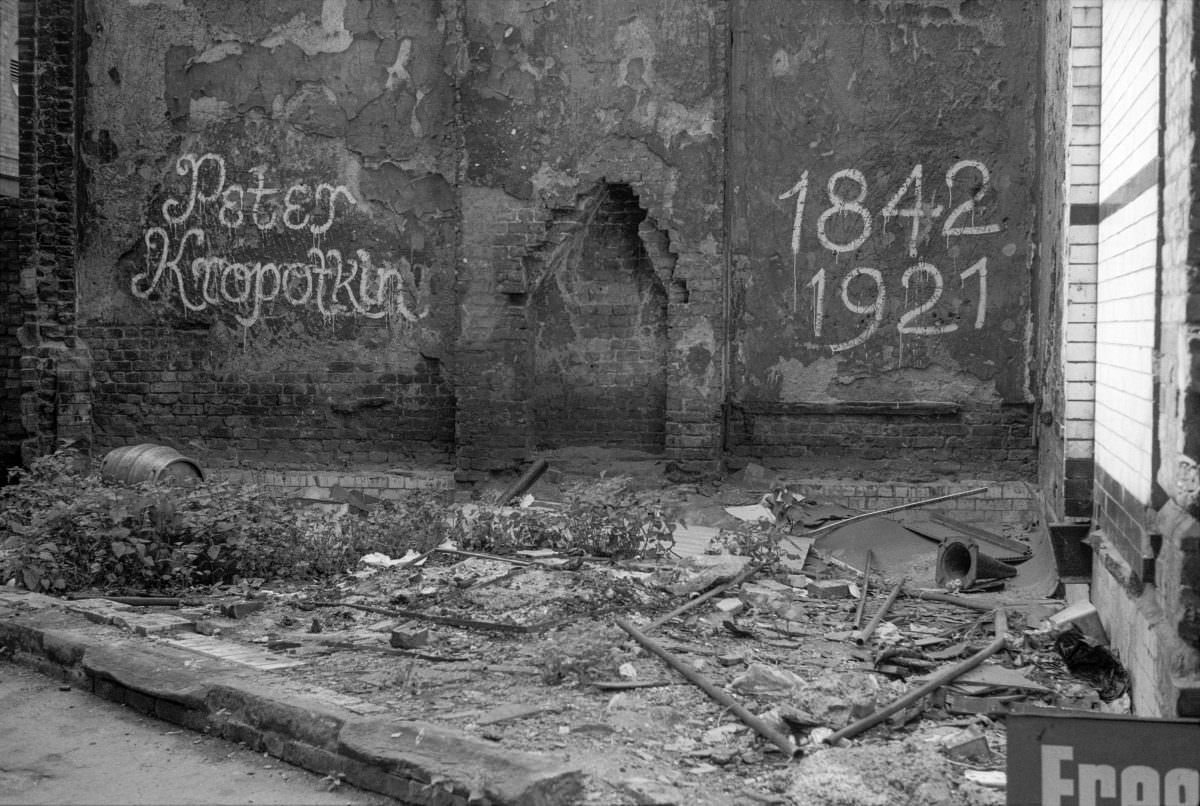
xmin=0 ymin=451 xmax=459 ymax=594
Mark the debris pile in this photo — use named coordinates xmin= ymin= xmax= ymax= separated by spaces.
xmin=70 ymin=460 xmax=1131 ymax=805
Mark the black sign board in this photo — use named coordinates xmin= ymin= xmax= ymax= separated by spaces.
xmin=1007 ymin=707 xmax=1200 ymax=805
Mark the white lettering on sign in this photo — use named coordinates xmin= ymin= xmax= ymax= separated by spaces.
xmin=1042 ymin=744 xmax=1200 ymax=806
xmin=135 ymin=153 xmax=430 ymax=329
xmin=779 ymin=161 xmax=1001 ymax=353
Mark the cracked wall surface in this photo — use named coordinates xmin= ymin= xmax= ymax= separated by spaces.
xmin=725 ymin=0 xmax=1040 ymax=477
xmin=77 ymin=0 xmax=461 ymax=465
xmin=454 ymin=0 xmax=726 ymax=475
xmin=19 ymin=0 xmax=1042 ymax=478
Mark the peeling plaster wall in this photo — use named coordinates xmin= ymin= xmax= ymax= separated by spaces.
xmin=77 ymin=0 xmax=461 ymax=465
xmin=40 ymin=0 xmax=1050 ymax=477
xmin=727 ymin=0 xmax=1040 ymax=477
xmin=454 ymin=0 xmax=726 ymax=476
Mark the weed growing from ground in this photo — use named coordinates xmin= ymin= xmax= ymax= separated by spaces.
xmin=0 ymin=451 xmax=678 ymax=595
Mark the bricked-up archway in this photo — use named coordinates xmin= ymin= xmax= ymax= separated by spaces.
xmin=530 ymin=183 xmax=668 ymax=451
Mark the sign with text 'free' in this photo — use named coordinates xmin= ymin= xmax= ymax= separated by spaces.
xmin=1007 ymin=708 xmax=1200 ymax=806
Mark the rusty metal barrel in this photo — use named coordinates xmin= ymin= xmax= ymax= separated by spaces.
xmin=100 ymin=444 xmax=205 ymax=485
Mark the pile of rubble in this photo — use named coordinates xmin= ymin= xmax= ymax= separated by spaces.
xmin=126 ymin=462 xmax=1126 ymax=806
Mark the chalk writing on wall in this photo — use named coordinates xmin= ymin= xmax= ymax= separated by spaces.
xmin=778 ymin=160 xmax=1001 ymax=353
xmin=132 ymin=153 xmax=431 ymax=329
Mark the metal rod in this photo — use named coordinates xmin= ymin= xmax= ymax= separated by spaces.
xmin=499 ymin=458 xmax=550 ymax=505
xmin=643 ymin=560 xmax=765 ymax=633
xmin=824 ymin=609 xmax=1009 ymax=745
xmin=434 ymin=548 xmax=533 ymax=566
xmin=66 ymin=595 xmax=183 ymax=607
xmin=853 ymin=550 xmax=873 ymax=628
xmin=902 ymin=587 xmax=999 ymax=612
xmin=615 ymin=617 xmax=797 ymax=758
xmin=800 ymin=487 xmax=990 ymax=538
xmin=853 ymin=579 xmax=903 ymax=645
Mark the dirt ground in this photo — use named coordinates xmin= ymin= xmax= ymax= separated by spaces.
xmin=123 ymin=451 xmax=1123 ymax=806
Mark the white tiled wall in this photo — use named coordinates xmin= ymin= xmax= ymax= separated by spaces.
xmin=1095 ymin=0 xmax=1160 ymax=504
xmin=1066 ymin=0 xmax=1101 ymax=463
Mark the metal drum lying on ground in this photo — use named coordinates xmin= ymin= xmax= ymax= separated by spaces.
xmin=100 ymin=444 xmax=205 ymax=485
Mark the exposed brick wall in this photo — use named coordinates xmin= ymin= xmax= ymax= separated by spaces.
xmin=10 ymin=1 xmax=1071 ymax=493
xmin=0 ymin=197 xmax=25 ymax=474
xmin=70 ymin=0 xmax=461 ymax=472
xmin=17 ymin=0 xmax=88 ymax=465
xmin=81 ymin=325 xmax=456 ymax=467
xmin=455 ymin=0 xmax=727 ymax=478
xmin=1153 ymin=0 xmax=1200 ymax=714
xmin=1035 ymin=0 xmax=1073 ymax=517
xmin=532 ymin=184 xmax=668 ymax=451
xmin=787 ymin=479 xmax=1041 ymax=529
xmin=730 ymin=404 xmax=1035 ymax=480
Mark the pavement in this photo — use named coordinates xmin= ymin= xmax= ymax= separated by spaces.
xmin=0 ymin=588 xmax=585 ymax=806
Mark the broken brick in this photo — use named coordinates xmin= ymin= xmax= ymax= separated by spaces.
xmin=220 ymin=600 xmax=267 ymax=619
xmin=805 ymin=579 xmax=852 ymax=599
xmin=389 ymin=623 xmax=430 ymax=649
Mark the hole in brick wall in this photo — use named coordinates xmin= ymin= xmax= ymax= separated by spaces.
xmin=531 ymin=182 xmax=668 ymax=452
xmin=670 ymin=278 xmax=689 ymax=304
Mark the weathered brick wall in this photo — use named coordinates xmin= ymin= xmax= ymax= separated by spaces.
xmin=1152 ymin=0 xmax=1200 ymax=715
xmin=731 ymin=404 xmax=1034 ymax=479
xmin=76 ymin=0 xmax=461 ymax=468
xmin=23 ymin=0 xmax=1055 ymax=484
xmin=0 ymin=197 xmax=25 ymax=474
xmin=80 ymin=326 xmax=455 ymax=465
xmin=1034 ymin=0 xmax=1073 ymax=516
xmin=455 ymin=0 xmax=727 ymax=477
xmin=18 ymin=0 xmax=88 ymax=465
xmin=532 ymin=184 xmax=668 ymax=451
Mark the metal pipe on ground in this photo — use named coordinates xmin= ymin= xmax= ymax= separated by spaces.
xmin=902 ymin=587 xmax=999 ymax=612
xmin=500 ymin=459 xmax=550 ymax=505
xmin=852 ymin=578 xmax=904 ymax=645
xmin=852 ymin=550 xmax=873 ymax=629
xmin=643 ymin=560 xmax=765 ymax=634
xmin=824 ymin=608 xmax=1010 ymax=745
xmin=616 ymin=616 xmax=798 ymax=758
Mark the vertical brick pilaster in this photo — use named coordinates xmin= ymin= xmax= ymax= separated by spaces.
xmin=16 ymin=0 xmax=90 ymax=464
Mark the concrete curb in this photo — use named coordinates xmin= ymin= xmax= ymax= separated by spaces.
xmin=0 ymin=590 xmax=585 ymax=805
